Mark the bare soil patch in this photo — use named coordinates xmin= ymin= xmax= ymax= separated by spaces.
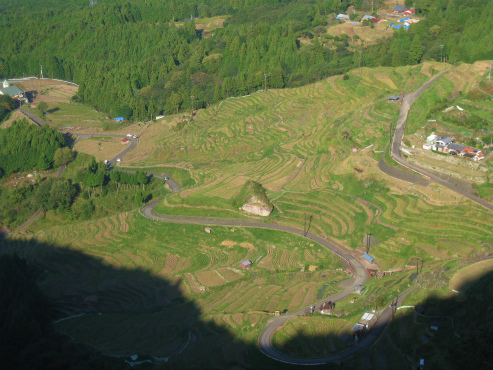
xmin=221 ymin=240 xmax=237 ymax=247
xmin=74 ymin=136 xmax=125 ymax=162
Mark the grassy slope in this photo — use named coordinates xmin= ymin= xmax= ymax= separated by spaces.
xmin=7 ymin=61 xmax=493 ymax=366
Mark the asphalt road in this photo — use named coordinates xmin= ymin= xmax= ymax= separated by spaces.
xmin=71 ymin=133 xmax=138 ymax=167
xmin=142 ymin=201 xmax=421 ymax=364
xmin=19 ymin=108 xmax=45 ymax=126
xmin=391 ymin=69 xmax=493 ymax=212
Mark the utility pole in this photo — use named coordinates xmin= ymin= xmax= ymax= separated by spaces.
xmin=304 ymin=213 xmax=307 ymax=237
xmin=264 ymin=73 xmax=267 ymax=92
xmin=440 ymin=45 xmax=444 ymax=63
xmin=190 ymin=95 xmax=195 ymax=120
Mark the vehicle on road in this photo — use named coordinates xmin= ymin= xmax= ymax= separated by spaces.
xmin=132 ymin=135 xmax=137 ymax=138
xmin=116 ymin=158 xmax=121 ymax=162
xmin=126 ymin=134 xmax=132 ymax=137
xmin=104 ymin=159 xmax=109 ymax=164
xmin=163 ymin=176 xmax=169 ymax=180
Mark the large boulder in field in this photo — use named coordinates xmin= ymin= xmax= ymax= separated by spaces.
xmin=235 ymin=181 xmax=273 ymax=217
xmin=240 ymin=194 xmax=273 ymax=216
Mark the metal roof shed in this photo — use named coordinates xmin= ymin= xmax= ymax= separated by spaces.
xmin=354 ymin=285 xmax=365 ymax=294
xmin=363 ymin=253 xmax=375 ymax=263
xmin=239 ymin=260 xmax=252 ymax=269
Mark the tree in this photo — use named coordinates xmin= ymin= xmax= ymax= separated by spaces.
xmin=37 ymin=101 xmax=48 ymax=117
xmin=37 ymin=153 xmax=52 ymax=170
xmin=50 ymin=179 xmax=76 ymax=211
xmin=408 ymin=35 xmax=424 ymax=65
xmin=53 ymin=147 xmax=75 ymax=167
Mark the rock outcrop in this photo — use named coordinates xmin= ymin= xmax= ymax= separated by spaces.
xmin=240 ymin=195 xmax=273 ymax=216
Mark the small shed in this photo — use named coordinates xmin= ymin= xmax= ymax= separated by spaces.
xmin=114 ymin=117 xmax=125 ymax=122
xmin=121 ymin=138 xmax=130 ymax=145
xmin=204 ymin=227 xmax=212 ymax=234
xmin=354 ymin=285 xmax=365 ymax=294
xmin=388 ymin=95 xmax=400 ymax=102
xmin=336 ymin=14 xmax=350 ymax=20
xmin=320 ymin=301 xmax=335 ymax=315
xmin=351 ymin=146 xmax=359 ymax=152
xmin=351 ymin=323 xmax=366 ymax=338
xmin=363 ymin=253 xmax=375 ymax=263
xmin=359 ymin=312 xmax=376 ymax=328
xmin=239 ymin=260 xmax=252 ymax=269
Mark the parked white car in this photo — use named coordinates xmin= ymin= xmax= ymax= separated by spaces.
xmin=116 ymin=158 xmax=121 ymax=162
xmin=126 ymin=134 xmax=132 ymax=137
xmin=132 ymin=135 xmax=137 ymax=138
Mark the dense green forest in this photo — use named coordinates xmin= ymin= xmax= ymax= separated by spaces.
xmin=0 ymin=95 xmax=16 ymax=122
xmin=0 ymin=0 xmax=491 ymax=119
xmin=0 ymin=119 xmax=65 ymax=177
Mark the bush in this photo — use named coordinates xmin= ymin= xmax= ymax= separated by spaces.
xmin=343 ymin=74 xmax=349 ymax=80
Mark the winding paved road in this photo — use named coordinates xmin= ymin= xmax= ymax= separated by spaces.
xmin=142 ymin=201 xmax=417 ymax=364
xmin=390 ymin=69 xmax=493 ymax=212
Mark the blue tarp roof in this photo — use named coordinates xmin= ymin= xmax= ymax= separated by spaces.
xmin=363 ymin=253 xmax=375 ymax=263
xmin=389 ymin=22 xmax=394 ymax=27
xmin=398 ymin=17 xmax=410 ymax=22
xmin=114 ymin=117 xmax=124 ymax=121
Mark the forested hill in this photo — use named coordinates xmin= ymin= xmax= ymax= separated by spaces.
xmin=0 ymin=0 xmax=491 ymax=120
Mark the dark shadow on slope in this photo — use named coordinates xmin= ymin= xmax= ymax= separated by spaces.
xmin=268 ymin=266 xmax=493 ymax=370
xmin=4 ymin=232 xmax=491 ymax=370
xmin=0 ymin=235 xmax=344 ymax=370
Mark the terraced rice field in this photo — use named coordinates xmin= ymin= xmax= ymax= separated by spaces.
xmin=4 ymin=212 xmax=346 ymax=359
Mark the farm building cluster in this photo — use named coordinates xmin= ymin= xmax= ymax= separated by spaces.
xmin=422 ymin=134 xmax=485 ymax=161
xmin=389 ymin=17 xmax=419 ymax=30
xmin=336 ymin=13 xmax=386 ymax=24
xmin=393 ymin=6 xmax=415 ymax=15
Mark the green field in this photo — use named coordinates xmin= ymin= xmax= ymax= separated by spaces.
xmin=6 ymin=212 xmax=347 ymax=364
xmin=6 ymin=62 xmax=493 ymax=366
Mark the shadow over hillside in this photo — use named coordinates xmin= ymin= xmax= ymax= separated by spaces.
xmin=1 ymin=234 xmax=492 ymax=370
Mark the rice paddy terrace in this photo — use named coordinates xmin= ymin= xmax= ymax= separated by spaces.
xmin=5 ymin=62 xmax=493 ymax=367
xmin=133 ymin=61 xmax=493 ymax=272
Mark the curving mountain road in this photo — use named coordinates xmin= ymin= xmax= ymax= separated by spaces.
xmin=390 ymin=69 xmax=493 ymax=212
xmin=142 ymin=201 xmax=417 ymax=364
